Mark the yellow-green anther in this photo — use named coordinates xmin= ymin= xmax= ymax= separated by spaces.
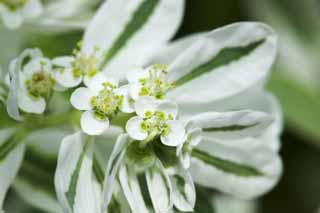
xmin=140 ymin=110 xmax=174 ymax=142
xmin=138 ymin=64 xmax=175 ymax=99
xmin=90 ymin=85 xmax=123 ymax=120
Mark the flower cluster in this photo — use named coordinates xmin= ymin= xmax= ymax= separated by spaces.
xmin=0 ymin=0 xmax=283 ymax=213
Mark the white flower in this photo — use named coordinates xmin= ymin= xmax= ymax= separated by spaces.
xmin=127 ymin=64 xmax=174 ymax=101
xmin=70 ymin=73 xmax=131 ymax=136
xmin=8 ymin=51 xmax=59 ymax=115
xmin=126 ymin=97 xmax=185 ymax=147
xmin=0 ymin=0 xmax=43 ymax=29
xmin=52 ymin=45 xmax=101 ymax=89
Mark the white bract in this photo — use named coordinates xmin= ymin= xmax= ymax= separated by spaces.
xmin=70 ymin=73 xmax=130 ymax=136
xmin=0 ymin=0 xmax=42 ymax=29
xmin=126 ymin=97 xmax=185 ymax=147
xmin=7 ymin=50 xmax=59 ymax=115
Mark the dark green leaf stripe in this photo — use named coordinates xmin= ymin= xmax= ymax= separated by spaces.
xmin=101 ymin=0 xmax=160 ymax=68
xmin=107 ymin=196 xmax=122 ymax=213
xmin=173 ymin=175 xmax=188 ymax=201
xmin=192 ymin=149 xmax=263 ymax=177
xmin=203 ymin=123 xmax=259 ymax=132
xmin=0 ymin=134 xmax=21 ymax=162
xmin=175 ymin=40 xmax=265 ymax=86
xmin=93 ymin=155 xmax=104 ymax=185
xmin=65 ymin=140 xmax=90 ymax=208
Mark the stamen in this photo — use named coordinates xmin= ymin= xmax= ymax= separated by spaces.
xmin=90 ymin=83 xmax=123 ymax=120
xmin=25 ymin=63 xmax=55 ymax=100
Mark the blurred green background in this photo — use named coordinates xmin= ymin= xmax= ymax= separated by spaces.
xmin=2 ymin=0 xmax=320 ymax=212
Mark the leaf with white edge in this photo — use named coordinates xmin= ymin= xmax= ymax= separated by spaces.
xmin=167 ymin=165 xmax=196 ymax=212
xmin=83 ymin=0 xmax=184 ymax=80
xmin=0 ymin=129 xmax=25 ymax=212
xmin=167 ymin=22 xmax=277 ymax=106
xmin=190 ymin=110 xmax=273 ymax=140
xmin=102 ymin=134 xmax=130 ymax=210
xmin=146 ymin=159 xmax=173 ymax=212
xmin=54 ymin=132 xmax=101 ymax=213
xmin=119 ymin=164 xmax=149 ymax=213
xmin=190 ymin=135 xmax=282 ymax=199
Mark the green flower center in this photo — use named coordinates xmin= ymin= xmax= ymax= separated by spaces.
xmin=71 ymin=43 xmax=99 ymax=79
xmin=26 ymin=71 xmax=56 ymax=100
xmin=0 ymin=0 xmax=28 ymax=10
xmin=138 ymin=64 xmax=175 ymax=99
xmin=90 ymin=83 xmax=123 ymax=120
xmin=140 ymin=110 xmax=173 ymax=141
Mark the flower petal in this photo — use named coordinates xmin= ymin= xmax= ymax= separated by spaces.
xmin=70 ymin=87 xmax=94 ymax=111
xmin=161 ymin=120 xmax=185 ymax=147
xmin=167 ymin=22 xmax=277 ymax=106
xmin=52 ymin=56 xmax=74 ymax=68
xmin=115 ymin=85 xmax=135 ymax=113
xmin=126 ymin=68 xmax=149 ymax=83
xmin=80 ymin=111 xmax=109 ymax=136
xmin=82 ymin=0 xmax=185 ymax=81
xmin=157 ymin=100 xmax=178 ymax=118
xmin=134 ymin=96 xmax=158 ymax=117
xmin=126 ymin=116 xmax=148 ymax=141
xmin=87 ymin=72 xmax=118 ymax=93
xmin=18 ymin=91 xmax=46 ymax=114
xmin=129 ymin=83 xmax=142 ymax=101
xmin=55 ymin=68 xmax=82 ymax=88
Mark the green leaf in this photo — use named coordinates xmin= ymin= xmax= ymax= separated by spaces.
xmin=101 ymin=0 xmax=160 ymax=68
xmin=192 ymin=149 xmax=264 ymax=177
xmin=65 ymin=139 xmax=90 ymax=208
xmin=268 ymin=72 xmax=320 ymax=146
xmin=175 ymin=40 xmax=264 ymax=86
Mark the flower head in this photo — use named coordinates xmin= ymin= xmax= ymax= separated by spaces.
xmin=9 ymin=54 xmax=59 ymax=114
xmin=127 ymin=64 xmax=175 ymax=101
xmin=53 ymin=44 xmax=101 ymax=88
xmin=70 ymin=73 xmax=131 ymax=135
xmin=126 ymin=97 xmax=185 ymax=147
